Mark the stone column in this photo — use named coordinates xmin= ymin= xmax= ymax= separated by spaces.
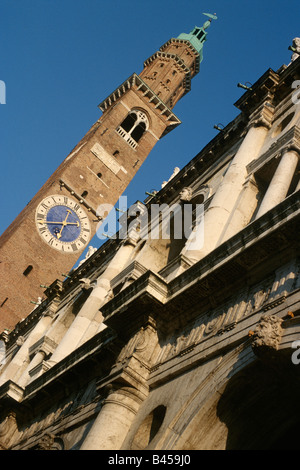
xmin=17 ymin=350 xmax=46 ymax=388
xmin=256 ymin=148 xmax=299 ymax=219
xmin=218 ymin=175 xmax=260 ymax=244
xmin=182 ymin=109 xmax=271 ymax=263
xmin=50 ymin=232 xmax=139 ymax=364
xmin=0 ymin=312 xmax=53 ymax=386
xmin=81 ymin=385 xmax=144 ymax=450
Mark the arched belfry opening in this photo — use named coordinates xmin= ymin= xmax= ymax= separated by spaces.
xmin=117 ymin=109 xmax=149 ymax=148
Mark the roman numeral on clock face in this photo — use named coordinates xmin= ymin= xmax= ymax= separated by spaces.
xmin=35 ymin=195 xmax=92 ymax=253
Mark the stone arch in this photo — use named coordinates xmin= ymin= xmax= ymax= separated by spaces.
xmin=156 ymin=354 xmax=300 ymax=450
xmin=190 ymin=185 xmax=211 ymax=206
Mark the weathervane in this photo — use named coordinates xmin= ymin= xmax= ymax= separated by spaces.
xmin=202 ymin=12 xmax=218 ymax=30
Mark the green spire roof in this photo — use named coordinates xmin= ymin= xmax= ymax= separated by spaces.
xmin=177 ymin=13 xmax=217 ymax=63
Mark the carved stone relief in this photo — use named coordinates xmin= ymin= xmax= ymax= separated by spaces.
xmin=117 ymin=324 xmax=158 ymax=367
xmin=36 ymin=432 xmax=64 ymax=450
xmin=0 ymin=412 xmax=18 ymax=449
xmin=251 ymin=314 xmax=283 ymax=354
xmin=155 ymin=262 xmax=298 ymax=364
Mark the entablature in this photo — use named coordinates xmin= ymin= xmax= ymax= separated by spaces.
xmin=274 ymin=55 xmax=300 ymax=103
xmin=247 ymin=125 xmax=300 ymax=178
xmin=101 ymin=190 xmax=300 ymax=335
xmin=234 ymin=68 xmax=279 ymax=116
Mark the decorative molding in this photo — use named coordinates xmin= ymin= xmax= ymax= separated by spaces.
xmin=29 ymin=335 xmax=57 ymax=360
xmin=234 ymin=68 xmax=279 ymax=115
xmin=111 ymin=261 xmax=148 ymax=292
xmin=0 ymin=380 xmax=24 ymax=402
xmin=248 ymin=100 xmax=275 ymax=130
xmin=247 ymin=125 xmax=300 ymax=175
xmin=262 ymin=295 xmax=286 ymax=311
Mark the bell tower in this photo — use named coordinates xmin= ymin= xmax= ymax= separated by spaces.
xmin=0 ymin=17 xmax=216 ymax=331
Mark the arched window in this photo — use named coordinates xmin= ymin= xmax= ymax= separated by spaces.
xmin=131 ymin=121 xmax=146 ymax=142
xmin=121 ymin=113 xmax=137 ymax=133
xmin=130 ymin=405 xmax=167 ymax=450
xmin=116 ymin=110 xmax=148 ymax=149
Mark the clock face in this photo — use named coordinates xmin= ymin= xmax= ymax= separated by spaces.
xmin=35 ymin=195 xmax=91 ymax=253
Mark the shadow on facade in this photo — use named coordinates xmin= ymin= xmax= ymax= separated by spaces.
xmin=216 ymin=359 xmax=300 ymax=450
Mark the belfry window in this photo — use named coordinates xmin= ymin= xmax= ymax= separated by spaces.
xmin=193 ymin=27 xmax=205 ymax=41
xmin=116 ymin=110 xmax=148 ymax=149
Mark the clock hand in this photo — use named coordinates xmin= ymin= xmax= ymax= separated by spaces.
xmin=57 ymin=210 xmax=72 ymax=239
xmin=64 ymin=221 xmax=80 ymax=227
xmin=39 ymin=221 xmax=80 ymax=226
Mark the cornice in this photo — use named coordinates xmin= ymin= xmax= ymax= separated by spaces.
xmin=98 ymin=73 xmax=181 ymax=136
xmin=144 ymin=51 xmax=191 ymax=75
xmin=159 ymin=38 xmax=201 ymax=74
xmin=234 ymin=68 xmax=279 ymax=116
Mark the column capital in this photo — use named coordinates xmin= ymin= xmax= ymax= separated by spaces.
xmin=99 ymin=382 xmax=147 ymax=416
xmin=281 ymin=143 xmax=300 ymax=158
xmin=81 ymin=381 xmax=148 ymax=450
xmin=124 ymin=227 xmax=141 ymax=247
xmin=280 ymin=126 xmax=300 ymax=157
xmin=278 ymin=125 xmax=300 ymax=157
xmin=243 ymin=173 xmax=259 ymax=190
xmin=248 ymin=101 xmax=275 ymax=131
xmin=28 ymin=336 xmax=57 ymax=359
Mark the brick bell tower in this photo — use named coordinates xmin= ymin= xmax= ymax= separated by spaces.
xmin=0 ymin=16 xmax=216 ymax=331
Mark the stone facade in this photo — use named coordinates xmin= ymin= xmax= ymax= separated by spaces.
xmin=0 ymin=39 xmax=299 ymax=450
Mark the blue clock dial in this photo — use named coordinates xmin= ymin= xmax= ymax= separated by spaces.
xmin=35 ymin=195 xmax=91 ymax=253
xmin=46 ymin=205 xmax=81 ymax=242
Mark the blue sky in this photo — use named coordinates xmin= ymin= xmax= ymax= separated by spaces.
xmin=1 ymin=0 xmax=299 ymax=264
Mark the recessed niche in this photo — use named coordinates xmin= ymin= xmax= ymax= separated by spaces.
xmin=272 ymin=112 xmax=295 ymax=138
xmin=23 ymin=265 xmax=33 ymax=277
